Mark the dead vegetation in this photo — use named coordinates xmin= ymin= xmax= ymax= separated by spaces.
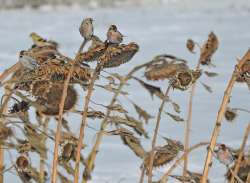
xmin=0 ymin=18 xmax=249 ymax=183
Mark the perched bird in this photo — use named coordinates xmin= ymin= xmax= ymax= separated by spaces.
xmin=19 ymin=50 xmax=38 ymax=70
xmin=215 ymin=144 xmax=234 ymax=166
xmin=106 ymin=25 xmax=124 ymax=44
xmin=30 ymin=32 xmax=58 ymax=48
xmin=79 ymin=18 xmax=94 ymax=41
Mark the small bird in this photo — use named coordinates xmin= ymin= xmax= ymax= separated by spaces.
xmin=30 ymin=32 xmax=58 ymax=48
xmin=106 ymin=25 xmax=124 ymax=44
xmin=215 ymin=144 xmax=234 ymax=166
xmin=19 ymin=50 xmax=38 ymax=70
xmin=79 ymin=18 xmax=94 ymax=41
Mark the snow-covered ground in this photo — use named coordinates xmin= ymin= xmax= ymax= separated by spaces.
xmin=0 ymin=0 xmax=250 ymax=182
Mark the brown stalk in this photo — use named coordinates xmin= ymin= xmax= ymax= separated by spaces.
xmin=201 ymin=49 xmax=250 ymax=183
xmin=147 ymin=84 xmax=172 ymax=183
xmin=40 ymin=117 xmax=49 ymax=183
xmin=0 ymin=62 xmax=20 ymax=85
xmin=230 ymin=122 xmax=250 ymax=183
xmin=159 ymin=142 xmax=209 ymax=183
xmin=0 ymin=87 xmax=14 ymax=182
xmin=51 ymin=40 xmax=86 ymax=183
xmin=183 ymin=61 xmax=201 ymax=176
xmin=81 ymin=63 xmax=150 ymax=183
xmin=73 ymin=64 xmax=102 ymax=183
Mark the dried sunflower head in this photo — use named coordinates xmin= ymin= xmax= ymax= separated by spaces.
xmin=172 ymin=70 xmax=201 ymax=91
xmin=16 ymin=154 xmax=29 ymax=171
xmin=36 ymin=84 xmax=78 ymax=116
xmin=145 ymin=62 xmax=188 ymax=81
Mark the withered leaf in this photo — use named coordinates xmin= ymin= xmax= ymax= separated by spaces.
xmin=200 ymin=81 xmax=213 ymax=93
xmin=107 ymin=103 xmax=128 ymax=113
xmin=133 ymin=77 xmax=165 ymax=100
xmin=132 ymin=102 xmax=153 ymax=123
xmin=119 ymin=129 xmax=146 ymax=158
xmin=108 ymin=115 xmax=148 ymax=138
xmin=96 ymin=84 xmax=128 ymax=95
xmin=165 ymin=112 xmax=184 ymax=122
xmin=170 ymin=100 xmax=181 ymax=113
xmin=204 ymin=71 xmax=219 ymax=77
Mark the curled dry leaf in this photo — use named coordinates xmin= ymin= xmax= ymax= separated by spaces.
xmin=132 ymin=102 xmax=153 ymax=123
xmin=186 ymin=39 xmax=195 ymax=53
xmin=108 ymin=115 xmax=148 ymax=138
xmin=133 ymin=77 xmax=165 ymax=100
xmin=119 ymin=129 xmax=146 ymax=158
xmin=165 ymin=111 xmax=184 ymax=122
xmin=144 ymin=139 xmax=182 ymax=173
xmin=199 ymin=31 xmax=219 ymax=66
xmin=107 ymin=103 xmax=128 ymax=113
xmin=170 ymin=100 xmax=181 ymax=113
xmin=200 ymin=81 xmax=213 ymax=93
xmin=204 ymin=71 xmax=219 ymax=77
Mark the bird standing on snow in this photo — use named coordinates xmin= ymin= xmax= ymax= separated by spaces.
xmin=106 ymin=25 xmax=124 ymax=44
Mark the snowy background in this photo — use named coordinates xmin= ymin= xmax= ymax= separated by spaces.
xmin=0 ymin=0 xmax=250 ymax=182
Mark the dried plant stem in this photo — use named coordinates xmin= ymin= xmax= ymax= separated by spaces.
xmin=230 ymin=122 xmax=250 ymax=183
xmin=148 ymin=84 xmax=172 ymax=183
xmin=183 ymin=62 xmax=201 ymax=176
xmin=0 ymin=62 xmax=20 ymax=85
xmin=51 ymin=40 xmax=86 ymax=183
xmin=73 ymin=64 xmax=102 ymax=183
xmin=81 ymin=63 xmax=150 ymax=183
xmin=0 ymin=87 xmax=14 ymax=182
xmin=159 ymin=142 xmax=209 ymax=183
xmin=201 ymin=49 xmax=250 ymax=183
xmin=40 ymin=117 xmax=49 ymax=183
xmin=139 ymin=167 xmax=145 ymax=183
xmin=247 ymin=172 xmax=250 ymax=182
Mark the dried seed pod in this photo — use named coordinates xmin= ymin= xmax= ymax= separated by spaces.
xmin=145 ymin=62 xmax=188 ymax=81
xmin=172 ymin=70 xmax=201 ymax=91
xmin=186 ymin=39 xmax=195 ymax=53
xmin=36 ymin=84 xmax=78 ymax=116
xmin=224 ymin=107 xmax=237 ymax=122
xmin=199 ymin=31 xmax=219 ymax=65
xmin=16 ymin=154 xmax=29 ymax=171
